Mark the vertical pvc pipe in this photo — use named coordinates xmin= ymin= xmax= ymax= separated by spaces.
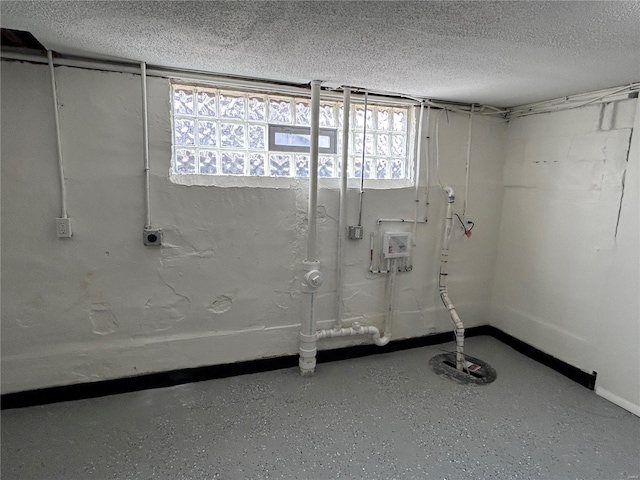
xmin=335 ymin=88 xmax=351 ymax=329
xmin=299 ymin=80 xmax=322 ymax=376
xmin=141 ymin=62 xmax=151 ymax=229
xmin=463 ymin=105 xmax=474 ymax=217
xmin=47 ymin=50 xmax=68 ymax=219
xmin=412 ymin=101 xmax=425 ymax=243
xmin=439 ymin=187 xmax=465 ymax=370
xmin=424 ymin=105 xmax=431 ymax=222
xmin=357 ymin=92 xmax=369 ymax=226
xmin=307 ymin=80 xmax=321 ymax=261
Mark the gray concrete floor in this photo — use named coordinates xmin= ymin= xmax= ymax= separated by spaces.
xmin=2 ymin=336 xmax=639 ymax=479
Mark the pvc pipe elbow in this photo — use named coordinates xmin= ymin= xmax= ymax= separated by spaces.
xmin=444 ymin=186 xmax=455 ymax=202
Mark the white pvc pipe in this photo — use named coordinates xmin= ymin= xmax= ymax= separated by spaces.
xmin=47 ymin=50 xmax=68 ymax=219
xmin=424 ymin=105 xmax=431 ymax=222
xmin=299 ymin=80 xmax=322 ymax=376
xmin=0 ymin=52 xmax=421 ymax=106
xmin=384 ymin=258 xmax=398 ymax=339
xmin=307 ymin=80 xmax=321 ymax=262
xmin=141 ymin=62 xmax=151 ymax=229
xmin=412 ymin=101 xmax=425 ymax=242
xmin=316 ymin=323 xmax=390 ymax=346
xmin=335 ymin=88 xmax=351 ymax=329
xmin=463 ymin=105 xmax=474 ymax=217
xmin=439 ymin=187 xmax=465 ymax=370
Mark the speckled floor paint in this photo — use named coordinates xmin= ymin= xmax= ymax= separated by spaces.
xmin=2 ymin=336 xmax=639 ymax=479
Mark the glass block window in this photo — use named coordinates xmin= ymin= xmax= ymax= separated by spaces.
xmin=171 ymin=84 xmax=412 ymax=179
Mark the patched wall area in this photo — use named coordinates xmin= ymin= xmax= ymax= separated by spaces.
xmin=491 ymin=98 xmax=639 ymax=412
xmin=1 ymin=61 xmax=506 ymax=393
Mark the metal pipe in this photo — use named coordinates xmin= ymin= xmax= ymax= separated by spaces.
xmin=47 ymin=50 xmax=68 ymax=219
xmin=463 ymin=105 xmax=474 ymax=217
xmin=357 ymin=92 xmax=369 ymax=226
xmin=439 ymin=187 xmax=465 ymax=370
xmin=141 ymin=62 xmax=151 ymax=228
xmin=307 ymin=80 xmax=321 ymax=261
xmin=335 ymin=88 xmax=351 ymax=329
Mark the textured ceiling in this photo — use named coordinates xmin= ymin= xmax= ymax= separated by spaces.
xmin=1 ymin=1 xmax=639 ymax=107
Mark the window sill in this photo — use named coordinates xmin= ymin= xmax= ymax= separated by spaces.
xmin=168 ymin=174 xmax=413 ymax=190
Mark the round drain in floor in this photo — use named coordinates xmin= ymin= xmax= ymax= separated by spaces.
xmin=429 ymin=353 xmax=497 ymax=385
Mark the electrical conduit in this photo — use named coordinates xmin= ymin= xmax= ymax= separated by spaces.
xmin=439 ymin=187 xmax=465 ymax=370
xmin=316 ymin=87 xmax=391 ymax=354
xmin=47 ymin=50 xmax=68 ymax=219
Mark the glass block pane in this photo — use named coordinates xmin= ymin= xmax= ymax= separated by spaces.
xmin=173 ymin=88 xmax=194 ymax=115
xmin=295 ymin=155 xmax=309 ymax=178
xmin=174 ymin=119 xmax=195 ymax=145
xmin=198 ymin=120 xmax=217 ymax=146
xmin=393 ymin=110 xmax=406 ymax=132
xmin=319 ymin=104 xmax=336 ymax=127
xmin=318 ymin=156 xmax=335 ymax=178
xmin=375 ymin=158 xmax=388 ymax=179
xmin=248 ymin=97 xmax=266 ymax=121
xmin=249 ymin=153 xmax=266 ymax=176
xmin=296 ymin=102 xmax=311 ymax=126
xmin=355 ymin=107 xmax=373 ymax=129
xmin=337 ymin=131 xmax=343 ymax=155
xmin=175 ymin=149 xmax=196 ymax=174
xmin=376 ymin=134 xmax=389 ymax=156
xmin=221 ymin=152 xmax=246 ymax=175
xmin=392 ymin=134 xmax=405 ymax=156
xmin=353 ymin=156 xmax=373 ymax=179
xmin=220 ymin=123 xmax=245 ymax=148
xmin=248 ymin=125 xmax=266 ymax=149
xmin=377 ymin=109 xmax=390 ymax=131
xmin=269 ymin=98 xmax=292 ymax=124
xmin=199 ymin=150 xmax=217 ymax=174
xmin=338 ymin=107 xmax=344 ymax=128
xmin=270 ymin=154 xmax=292 ymax=177
xmin=354 ymin=133 xmax=374 ymax=155
xmin=197 ymin=90 xmax=217 ymax=117
xmin=391 ymin=159 xmax=404 ymax=179
xmin=219 ymin=93 xmax=245 ymax=120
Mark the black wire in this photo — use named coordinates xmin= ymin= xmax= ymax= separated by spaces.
xmin=455 ymin=213 xmax=475 ymax=232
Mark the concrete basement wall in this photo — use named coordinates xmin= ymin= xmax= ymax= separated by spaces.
xmin=491 ymin=97 xmax=639 ymax=415
xmin=1 ymin=61 xmax=506 ymax=393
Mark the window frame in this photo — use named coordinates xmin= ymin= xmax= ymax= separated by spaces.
xmin=169 ymin=81 xmax=417 ymax=187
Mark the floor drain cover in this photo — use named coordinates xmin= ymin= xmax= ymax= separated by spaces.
xmin=429 ymin=353 xmax=497 ymax=385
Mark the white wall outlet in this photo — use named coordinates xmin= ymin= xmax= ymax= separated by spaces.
xmin=56 ymin=217 xmax=72 ymax=238
xmin=143 ymin=228 xmax=162 ymax=246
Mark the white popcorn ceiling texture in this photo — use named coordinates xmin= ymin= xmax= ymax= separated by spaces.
xmin=1 ymin=1 xmax=639 ymax=107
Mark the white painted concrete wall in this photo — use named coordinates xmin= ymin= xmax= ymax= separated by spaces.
xmin=492 ymin=98 xmax=639 ymax=414
xmin=1 ymin=61 xmax=506 ymax=393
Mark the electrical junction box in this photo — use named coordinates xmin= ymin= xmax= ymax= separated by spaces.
xmin=348 ymin=225 xmax=364 ymax=240
xmin=383 ymin=232 xmax=411 ymax=258
xmin=143 ymin=228 xmax=162 ymax=246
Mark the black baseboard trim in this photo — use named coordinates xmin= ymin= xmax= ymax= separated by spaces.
xmin=482 ymin=326 xmax=597 ymax=390
xmin=1 ymin=324 xmax=595 ymax=410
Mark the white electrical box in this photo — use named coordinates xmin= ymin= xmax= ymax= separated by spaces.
xmin=383 ymin=232 xmax=411 ymax=258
